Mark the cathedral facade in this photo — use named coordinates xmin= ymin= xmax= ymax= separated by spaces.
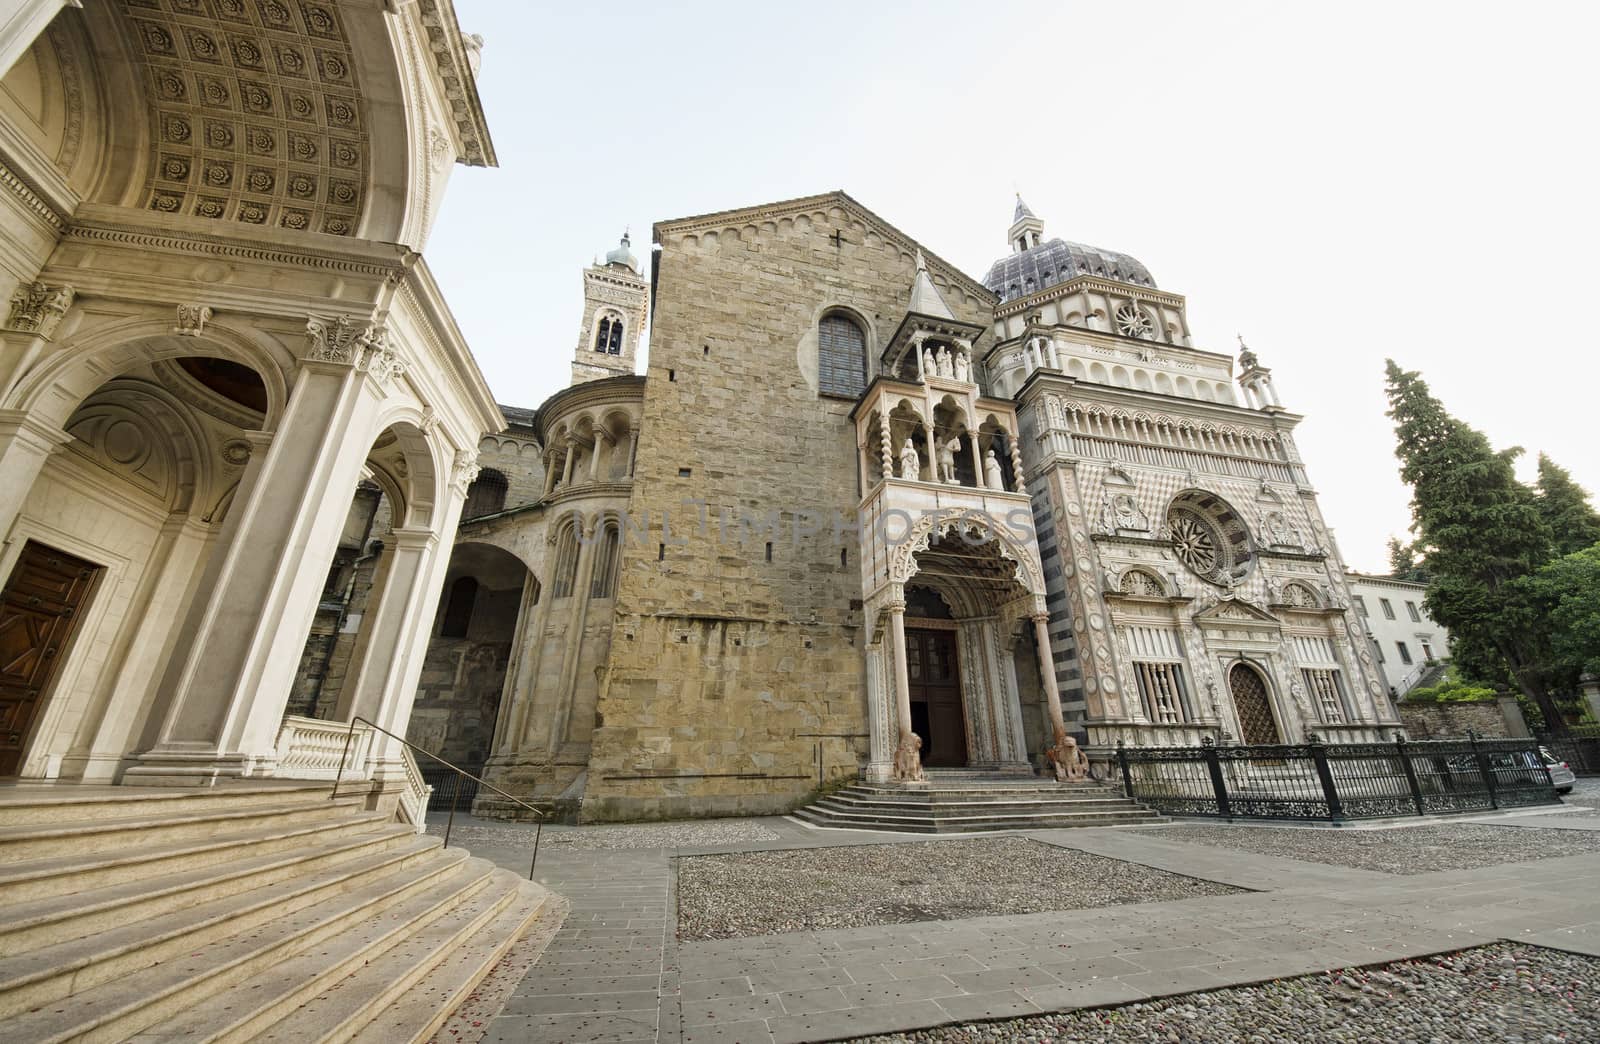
xmin=308 ymin=191 xmax=1399 ymax=822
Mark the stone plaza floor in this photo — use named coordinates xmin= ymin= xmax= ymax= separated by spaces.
xmin=423 ymin=785 xmax=1600 ymax=1044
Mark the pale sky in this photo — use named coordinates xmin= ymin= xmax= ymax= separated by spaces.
xmin=426 ymin=0 xmax=1600 ymax=574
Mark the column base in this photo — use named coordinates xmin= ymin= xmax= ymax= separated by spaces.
xmin=120 ymin=747 xmax=275 ymax=787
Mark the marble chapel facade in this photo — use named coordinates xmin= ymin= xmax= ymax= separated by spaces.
xmin=287 ymin=191 xmax=1401 ymax=823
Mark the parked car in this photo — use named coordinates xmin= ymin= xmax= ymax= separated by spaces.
xmin=1443 ymin=748 xmax=1574 ymax=793
xmin=1541 ymin=747 xmax=1577 ymax=794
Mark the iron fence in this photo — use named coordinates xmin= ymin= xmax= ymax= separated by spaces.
xmin=1116 ymin=733 xmax=1560 ymax=822
xmin=1537 ymin=727 xmax=1600 ymax=776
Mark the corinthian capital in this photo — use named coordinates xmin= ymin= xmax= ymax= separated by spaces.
xmin=452 ymin=449 xmax=480 ymax=494
xmin=5 ymin=282 xmax=75 ymax=338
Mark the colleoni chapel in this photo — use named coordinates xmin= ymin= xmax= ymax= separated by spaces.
xmin=0 ymin=0 xmax=1395 ymax=820
xmin=297 ymin=194 xmax=1400 ymax=821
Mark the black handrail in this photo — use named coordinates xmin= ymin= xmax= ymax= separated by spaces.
xmin=330 ymin=715 xmax=545 ymax=878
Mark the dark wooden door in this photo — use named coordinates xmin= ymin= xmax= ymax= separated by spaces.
xmin=0 ymin=542 xmax=99 ymax=776
xmin=907 ymin=628 xmax=967 ymax=767
xmin=1229 ymin=663 xmax=1281 ymax=746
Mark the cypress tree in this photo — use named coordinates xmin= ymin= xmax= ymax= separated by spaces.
xmin=1535 ymin=453 xmax=1600 ymax=558
xmin=1384 ymin=361 xmax=1560 ymax=724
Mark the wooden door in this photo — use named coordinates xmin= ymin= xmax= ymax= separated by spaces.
xmin=907 ymin=628 xmax=967 ymax=767
xmin=1228 ymin=663 xmax=1281 ymax=746
xmin=0 ymin=542 xmax=99 ymax=776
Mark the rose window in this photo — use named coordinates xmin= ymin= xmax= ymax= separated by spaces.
xmin=1114 ymin=302 xmax=1154 ymax=339
xmin=1166 ymin=491 xmax=1254 ymax=585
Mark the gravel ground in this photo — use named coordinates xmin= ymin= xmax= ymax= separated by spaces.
xmin=426 ymin=817 xmax=780 ymax=851
xmin=1135 ymin=821 xmax=1600 ymax=874
xmin=851 ymin=943 xmax=1600 ymax=1044
xmin=1557 ymin=777 xmax=1600 ymax=813
xmin=676 ymin=837 xmax=1241 ymax=941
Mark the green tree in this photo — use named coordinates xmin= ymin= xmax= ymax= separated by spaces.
xmin=1383 ymin=361 xmax=1561 ymax=724
xmin=1527 ymin=542 xmax=1600 ymax=680
xmin=1387 ymin=536 xmax=1429 ymax=583
xmin=1535 ymin=454 xmax=1600 ymax=558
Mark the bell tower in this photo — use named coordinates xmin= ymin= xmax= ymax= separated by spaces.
xmin=571 ymin=231 xmax=649 ymax=386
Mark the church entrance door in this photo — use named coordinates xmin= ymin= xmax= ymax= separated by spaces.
xmin=1229 ymin=663 xmax=1281 ymax=746
xmin=0 ymin=542 xmax=100 ymax=776
xmin=906 ymin=627 xmax=967 ymax=767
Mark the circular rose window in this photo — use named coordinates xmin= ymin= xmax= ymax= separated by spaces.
xmin=1166 ymin=490 xmax=1253 ymax=585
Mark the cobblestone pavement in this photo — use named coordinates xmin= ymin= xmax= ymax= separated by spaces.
xmin=849 ymin=942 xmax=1600 ymax=1043
xmin=1130 ymin=820 xmax=1600 ymax=874
xmin=678 ymin=838 xmax=1241 ymax=941
xmin=432 ymin=809 xmax=1600 ymax=1044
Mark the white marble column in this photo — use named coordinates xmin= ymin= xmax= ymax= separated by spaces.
xmin=889 ymin=600 xmax=919 ymax=779
xmin=0 ymin=409 xmax=71 ymax=542
xmin=126 ymin=355 xmax=393 ymax=784
xmin=0 ymin=0 xmax=77 ymax=80
xmin=1033 ymin=612 xmax=1067 ymax=738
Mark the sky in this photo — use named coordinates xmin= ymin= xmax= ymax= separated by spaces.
xmin=425 ymin=0 xmax=1599 ymax=575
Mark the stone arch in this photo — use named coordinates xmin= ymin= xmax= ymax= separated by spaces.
xmin=889 ymin=510 xmax=1044 ymax=610
xmin=363 ymin=417 xmax=441 ymax=530
xmin=63 ymin=379 xmax=215 ymax=515
xmin=6 ymin=319 xmax=292 ymax=431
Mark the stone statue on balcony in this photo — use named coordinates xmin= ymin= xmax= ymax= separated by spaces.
xmin=953 ymin=350 xmax=970 ymax=383
xmin=983 ymin=448 xmax=1004 ymax=490
xmin=940 ymin=346 xmax=957 ymax=378
xmin=922 ymin=345 xmax=936 ymax=380
xmin=893 ymin=730 xmax=925 ymax=782
xmin=1045 ymin=724 xmax=1088 ymax=782
xmin=899 ymin=438 xmax=920 ymax=480
xmin=937 ymin=437 xmax=960 ymax=484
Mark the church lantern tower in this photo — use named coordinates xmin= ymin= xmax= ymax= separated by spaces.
xmin=571 ymin=231 xmax=649 ymax=386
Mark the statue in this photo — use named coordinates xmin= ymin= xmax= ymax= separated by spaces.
xmin=1260 ymin=510 xmax=1303 ymax=549
xmin=953 ymin=350 xmax=970 ymax=383
xmin=1098 ymin=491 xmax=1151 ymax=534
xmin=983 ymin=448 xmax=1005 ymax=490
xmin=936 ymin=346 xmax=953 ymax=378
xmin=922 ymin=345 xmax=936 ymax=379
xmin=893 ymin=730 xmax=925 ymax=782
xmin=1045 ymin=724 xmax=1088 ymax=782
xmin=899 ymin=438 xmax=920 ymax=480
xmin=1238 ymin=334 xmax=1259 ymax=370
xmin=937 ymin=437 xmax=960 ymax=484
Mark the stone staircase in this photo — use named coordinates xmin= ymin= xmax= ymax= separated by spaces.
xmin=793 ymin=770 xmax=1163 ymax=833
xmin=0 ymin=781 xmax=549 ymax=1043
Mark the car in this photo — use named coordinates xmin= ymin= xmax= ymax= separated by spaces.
xmin=1541 ymin=747 xmax=1577 ymax=794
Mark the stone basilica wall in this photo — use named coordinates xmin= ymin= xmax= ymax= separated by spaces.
xmin=580 ymin=201 xmax=995 ymax=821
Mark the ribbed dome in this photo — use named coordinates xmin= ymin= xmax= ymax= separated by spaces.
xmin=604 ymin=232 xmax=639 ymax=273
xmin=983 ymin=238 xmax=1156 ymax=302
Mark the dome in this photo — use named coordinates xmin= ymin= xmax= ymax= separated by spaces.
xmin=604 ymin=231 xmax=639 ymax=273
xmin=983 ymin=238 xmax=1156 ymax=302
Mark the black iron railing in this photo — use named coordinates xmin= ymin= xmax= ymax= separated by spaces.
xmin=331 ymin=716 xmax=545 ymax=877
xmin=1116 ymin=732 xmax=1560 ymax=822
xmin=1538 ymin=726 xmax=1600 ymax=776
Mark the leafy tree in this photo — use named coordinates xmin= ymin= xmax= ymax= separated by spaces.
xmin=1535 ymin=454 xmax=1600 ymax=558
xmin=1387 ymin=536 xmax=1430 ymax=583
xmin=1527 ymin=543 xmax=1600 ymax=679
xmin=1383 ymin=361 xmax=1561 ymax=724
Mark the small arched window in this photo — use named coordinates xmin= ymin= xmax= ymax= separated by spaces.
xmin=440 ymin=576 xmax=478 ymax=638
xmin=594 ymin=314 xmax=624 ymax=355
xmin=550 ymin=524 xmax=580 ymax=599
xmin=590 ymin=523 xmax=621 ymax=599
xmin=462 ymin=468 xmax=508 ymax=519
xmin=817 ymin=313 xmax=866 ymax=398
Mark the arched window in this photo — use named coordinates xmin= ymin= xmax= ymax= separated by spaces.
xmin=590 ymin=523 xmax=621 ymax=599
xmin=440 ymin=576 xmax=478 ymax=638
xmin=550 ymin=524 xmax=580 ymax=599
xmin=594 ymin=314 xmax=623 ymax=355
xmin=817 ymin=313 xmax=866 ymax=398
xmin=462 ymin=468 xmax=508 ymax=519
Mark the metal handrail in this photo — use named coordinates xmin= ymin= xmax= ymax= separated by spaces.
xmin=330 ymin=715 xmax=545 ymax=878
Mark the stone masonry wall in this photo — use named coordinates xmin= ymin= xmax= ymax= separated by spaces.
xmin=1398 ymin=700 xmax=1513 ymax=740
xmin=582 ymin=197 xmax=996 ymax=820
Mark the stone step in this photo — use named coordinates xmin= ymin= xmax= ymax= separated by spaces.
xmin=814 ymin=796 xmax=1142 ymax=818
xmin=0 ymin=820 xmax=420 ymax=954
xmin=0 ymin=783 xmax=334 ymax=828
xmin=0 ymin=847 xmax=480 ymax=1042
xmin=0 ymin=797 xmax=364 ymax=866
xmin=833 ymin=786 xmax=1127 ymax=804
xmin=0 ymin=808 xmax=394 ymax=906
xmin=0 ymin=833 xmax=455 ymax=1019
xmin=259 ymin=877 xmax=549 ymax=1044
xmin=129 ymin=860 xmax=529 ymax=1044
xmin=791 ymin=807 xmax=1164 ymax=833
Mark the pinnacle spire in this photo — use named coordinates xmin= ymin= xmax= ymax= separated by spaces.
xmin=1013 ymin=193 xmax=1036 ymax=224
xmin=908 ymin=249 xmax=954 ymax=319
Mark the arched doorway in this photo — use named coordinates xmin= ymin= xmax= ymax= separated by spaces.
xmin=1229 ymin=663 xmax=1281 ymax=745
